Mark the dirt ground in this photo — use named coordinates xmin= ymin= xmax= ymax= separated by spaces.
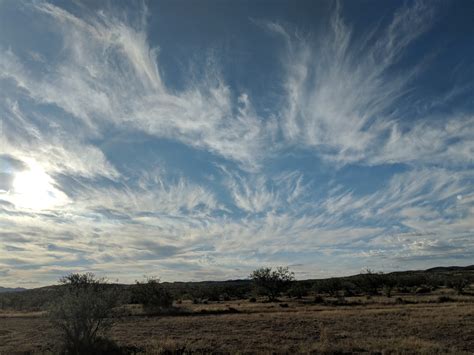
xmin=1 ymin=295 xmax=473 ymax=354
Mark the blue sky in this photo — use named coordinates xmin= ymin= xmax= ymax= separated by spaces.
xmin=0 ymin=0 xmax=473 ymax=287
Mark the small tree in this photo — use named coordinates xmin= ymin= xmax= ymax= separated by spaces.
xmin=381 ymin=274 xmax=397 ymax=298
xmin=49 ymin=273 xmax=119 ymax=354
xmin=287 ymin=282 xmax=308 ymax=299
xmin=250 ymin=266 xmax=295 ymax=302
xmin=448 ymin=277 xmax=469 ymax=295
xmin=313 ymin=278 xmax=343 ymax=297
xmin=132 ymin=277 xmax=173 ymax=314
xmin=357 ymin=269 xmax=383 ymax=295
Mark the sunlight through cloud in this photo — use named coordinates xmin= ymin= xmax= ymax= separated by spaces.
xmin=7 ymin=159 xmax=68 ymax=211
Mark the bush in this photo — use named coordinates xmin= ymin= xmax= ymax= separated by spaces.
xmin=250 ymin=266 xmax=295 ymax=302
xmin=437 ymin=296 xmax=454 ymax=303
xmin=287 ymin=283 xmax=308 ymax=299
xmin=448 ymin=277 xmax=469 ymax=295
xmin=341 ymin=281 xmax=358 ymax=297
xmin=357 ymin=269 xmax=383 ymax=295
xmin=381 ymin=274 xmax=397 ymax=298
xmin=395 ymin=297 xmax=405 ymax=304
xmin=415 ymin=286 xmax=431 ymax=294
xmin=132 ymin=277 xmax=173 ymax=314
xmin=312 ymin=278 xmax=342 ymax=296
xmin=48 ymin=273 xmax=119 ymax=354
xmin=314 ymin=295 xmax=325 ymax=304
xmin=220 ymin=293 xmax=231 ymax=301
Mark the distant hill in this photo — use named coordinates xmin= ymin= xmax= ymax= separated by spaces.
xmin=1 ymin=265 xmax=473 ymax=311
xmin=0 ymin=286 xmax=27 ymax=293
xmin=425 ymin=265 xmax=474 ymax=272
xmin=1 ymin=265 xmax=473 ymax=295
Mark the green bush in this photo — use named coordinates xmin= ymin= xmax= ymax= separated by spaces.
xmin=250 ymin=266 xmax=295 ymax=302
xmin=132 ymin=277 xmax=173 ymax=314
xmin=49 ymin=273 xmax=119 ymax=354
xmin=356 ymin=269 xmax=383 ymax=295
xmin=447 ymin=277 xmax=469 ymax=295
xmin=312 ymin=278 xmax=342 ymax=296
xmin=287 ymin=283 xmax=309 ymax=299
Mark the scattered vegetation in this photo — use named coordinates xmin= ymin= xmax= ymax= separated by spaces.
xmin=0 ymin=266 xmax=473 ymax=354
xmin=131 ymin=277 xmax=173 ymax=314
xmin=250 ymin=266 xmax=295 ymax=301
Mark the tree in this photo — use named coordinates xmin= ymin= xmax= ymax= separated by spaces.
xmin=49 ymin=273 xmax=119 ymax=354
xmin=132 ymin=277 xmax=173 ymax=314
xmin=312 ymin=278 xmax=342 ymax=297
xmin=357 ymin=269 xmax=383 ymax=295
xmin=287 ymin=282 xmax=309 ymax=299
xmin=250 ymin=266 xmax=295 ymax=302
xmin=381 ymin=274 xmax=397 ymax=298
xmin=448 ymin=277 xmax=469 ymax=295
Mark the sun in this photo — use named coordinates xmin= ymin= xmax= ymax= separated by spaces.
xmin=11 ymin=160 xmax=68 ymax=210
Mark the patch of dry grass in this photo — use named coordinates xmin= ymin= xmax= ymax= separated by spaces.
xmin=0 ymin=296 xmax=473 ymax=354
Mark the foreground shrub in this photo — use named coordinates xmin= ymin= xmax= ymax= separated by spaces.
xmin=49 ymin=273 xmax=119 ymax=354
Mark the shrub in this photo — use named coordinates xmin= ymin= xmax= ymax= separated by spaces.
xmin=132 ymin=277 xmax=173 ymax=314
xmin=312 ymin=278 xmax=342 ymax=296
xmin=415 ymin=286 xmax=431 ymax=294
xmin=314 ymin=295 xmax=325 ymax=304
xmin=395 ymin=297 xmax=405 ymax=304
xmin=448 ymin=277 xmax=469 ymax=295
xmin=341 ymin=281 xmax=358 ymax=297
xmin=48 ymin=273 xmax=119 ymax=354
xmin=220 ymin=293 xmax=231 ymax=301
xmin=287 ymin=283 xmax=308 ymax=299
xmin=250 ymin=266 xmax=295 ymax=302
xmin=357 ymin=269 xmax=383 ymax=295
xmin=437 ymin=296 xmax=454 ymax=303
xmin=381 ymin=274 xmax=397 ymax=298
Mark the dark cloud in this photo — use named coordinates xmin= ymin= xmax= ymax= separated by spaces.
xmin=0 ymin=232 xmax=30 ymax=243
xmin=135 ymin=240 xmax=182 ymax=259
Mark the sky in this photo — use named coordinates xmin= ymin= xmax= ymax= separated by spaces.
xmin=0 ymin=0 xmax=473 ymax=287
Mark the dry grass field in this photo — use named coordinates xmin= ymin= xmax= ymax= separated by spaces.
xmin=1 ymin=292 xmax=473 ymax=354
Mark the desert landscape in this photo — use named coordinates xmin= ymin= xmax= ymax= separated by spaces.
xmin=1 ymin=266 xmax=473 ymax=354
xmin=1 ymin=0 xmax=474 ymax=353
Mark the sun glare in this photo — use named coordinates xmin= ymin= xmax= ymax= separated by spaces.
xmin=11 ymin=160 xmax=68 ymax=210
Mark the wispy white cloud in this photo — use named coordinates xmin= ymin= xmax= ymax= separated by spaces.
xmin=0 ymin=2 xmax=274 ymax=172
xmin=74 ymin=175 xmax=221 ymax=218
xmin=0 ymin=1 xmax=472 ymax=286
xmin=1 ymin=165 xmax=472 ymax=287
xmin=0 ymin=87 xmax=119 ymax=179
xmin=272 ymin=1 xmax=473 ymax=167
